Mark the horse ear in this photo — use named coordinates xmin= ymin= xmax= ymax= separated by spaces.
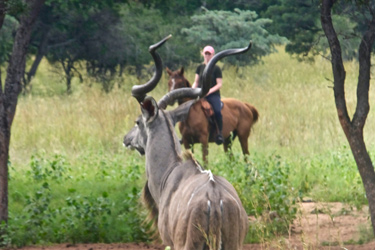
xmin=166 ymin=67 xmax=172 ymax=76
xmin=141 ymin=97 xmax=159 ymax=124
xmin=179 ymin=67 xmax=184 ymax=76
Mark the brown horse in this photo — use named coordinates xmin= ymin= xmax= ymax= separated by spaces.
xmin=166 ymin=67 xmax=259 ymax=163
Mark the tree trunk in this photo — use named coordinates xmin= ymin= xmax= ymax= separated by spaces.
xmin=0 ymin=0 xmax=46 ymax=224
xmin=24 ymin=26 xmax=50 ymax=93
xmin=60 ymin=59 xmax=73 ymax=94
xmin=321 ymin=0 xmax=375 ymax=235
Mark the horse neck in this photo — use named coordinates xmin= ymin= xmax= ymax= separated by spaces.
xmin=145 ymin=110 xmax=182 ymax=203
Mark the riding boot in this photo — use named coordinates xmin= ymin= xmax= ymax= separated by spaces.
xmin=215 ymin=116 xmax=224 ymax=145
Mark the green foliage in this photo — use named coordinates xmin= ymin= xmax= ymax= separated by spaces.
xmin=137 ymin=0 xmax=257 ymax=15
xmin=23 ymin=182 xmax=54 ymax=244
xmin=0 ymin=16 xmax=18 ymax=64
xmin=6 ymin=153 xmax=149 ymax=247
xmin=117 ymin=3 xmax=167 ymax=69
xmin=294 ymin=146 xmax=366 ymax=207
xmin=27 ymin=154 xmax=71 ymax=182
xmin=182 ymin=8 xmax=287 ymax=66
xmin=210 ymin=152 xmax=299 ymax=240
xmin=5 ymin=0 xmax=27 ymax=16
xmin=265 ymin=0 xmax=320 ymax=58
xmin=246 ymin=154 xmax=299 ymax=222
xmin=315 ymin=14 xmax=361 ymax=61
xmin=265 ymin=0 xmax=375 ymax=60
xmin=59 ymin=193 xmax=113 ymax=243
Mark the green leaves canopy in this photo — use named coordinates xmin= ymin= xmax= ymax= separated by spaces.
xmin=182 ymin=8 xmax=287 ymax=66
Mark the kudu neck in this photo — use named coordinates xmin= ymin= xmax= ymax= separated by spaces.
xmin=145 ymin=110 xmax=182 ymax=203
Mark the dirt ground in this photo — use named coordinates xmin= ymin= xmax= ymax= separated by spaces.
xmin=15 ymin=202 xmax=375 ymax=250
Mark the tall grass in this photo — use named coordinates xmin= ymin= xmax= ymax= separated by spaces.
xmin=182 ymin=48 xmax=375 ymax=160
xmin=6 ymin=47 xmax=374 ymax=245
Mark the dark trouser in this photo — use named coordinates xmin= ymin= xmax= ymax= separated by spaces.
xmin=206 ymin=93 xmax=223 ymax=133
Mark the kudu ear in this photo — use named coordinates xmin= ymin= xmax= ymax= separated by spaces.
xmin=168 ymin=99 xmax=195 ymax=126
xmin=140 ymin=96 xmax=159 ymax=124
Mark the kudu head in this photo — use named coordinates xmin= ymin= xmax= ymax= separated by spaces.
xmin=123 ymin=35 xmax=252 ymax=157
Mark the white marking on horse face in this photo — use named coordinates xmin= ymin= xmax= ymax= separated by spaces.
xmin=171 ymin=79 xmax=176 ymax=90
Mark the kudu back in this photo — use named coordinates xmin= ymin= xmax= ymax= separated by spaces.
xmin=124 ymin=35 xmax=251 ymax=249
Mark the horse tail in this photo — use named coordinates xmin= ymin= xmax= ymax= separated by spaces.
xmin=141 ymin=181 xmax=159 ymax=239
xmin=245 ymin=103 xmax=259 ymax=123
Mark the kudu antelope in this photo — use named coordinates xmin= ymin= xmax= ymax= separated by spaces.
xmin=123 ymin=35 xmax=250 ymax=249
xmin=166 ymin=67 xmax=259 ymax=164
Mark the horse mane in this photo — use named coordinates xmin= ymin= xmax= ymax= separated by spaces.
xmin=141 ymin=180 xmax=160 ymax=240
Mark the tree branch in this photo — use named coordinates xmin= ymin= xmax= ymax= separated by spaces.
xmin=353 ymin=6 xmax=375 ymax=130
xmin=320 ymin=0 xmax=351 ymax=136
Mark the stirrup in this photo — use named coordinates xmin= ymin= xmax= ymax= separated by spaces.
xmin=215 ymin=133 xmax=223 ymax=145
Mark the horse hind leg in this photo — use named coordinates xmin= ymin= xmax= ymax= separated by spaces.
xmin=238 ymin=135 xmax=250 ymax=162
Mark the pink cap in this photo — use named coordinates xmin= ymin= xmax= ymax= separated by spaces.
xmin=203 ymin=45 xmax=215 ymax=54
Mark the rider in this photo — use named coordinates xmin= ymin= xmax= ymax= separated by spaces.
xmin=192 ymin=45 xmax=224 ymax=145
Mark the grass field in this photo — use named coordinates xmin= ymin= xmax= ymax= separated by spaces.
xmin=5 ymin=47 xmax=375 ymax=246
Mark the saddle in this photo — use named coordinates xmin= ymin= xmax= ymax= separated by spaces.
xmin=201 ymin=99 xmax=214 ymax=117
xmin=200 ymin=99 xmax=224 ymax=118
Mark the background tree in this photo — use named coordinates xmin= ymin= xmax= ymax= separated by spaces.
xmin=182 ymin=8 xmax=287 ymax=66
xmin=136 ymin=0 xmax=261 ymax=15
xmin=264 ymin=0 xmax=320 ymax=58
xmin=320 ymin=0 xmax=375 ymax=234
xmin=1 ymin=1 xmax=295 ymax=92
xmin=26 ymin=0 xmax=124 ymax=93
xmin=264 ymin=0 xmax=363 ymax=61
xmin=0 ymin=0 xmax=45 ymax=225
xmin=0 ymin=16 xmax=17 ymax=80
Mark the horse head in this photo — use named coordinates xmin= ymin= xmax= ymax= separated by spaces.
xmin=166 ymin=67 xmax=191 ymax=91
xmin=166 ymin=67 xmax=192 ymax=105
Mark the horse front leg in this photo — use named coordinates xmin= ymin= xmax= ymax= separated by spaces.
xmin=201 ymin=142 xmax=209 ymax=165
xmin=198 ymin=135 xmax=209 ymax=165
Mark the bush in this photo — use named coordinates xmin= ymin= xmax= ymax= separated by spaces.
xmin=6 ymin=153 xmax=149 ymax=247
xmin=210 ymin=152 xmax=300 ymax=242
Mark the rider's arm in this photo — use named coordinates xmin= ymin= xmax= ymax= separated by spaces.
xmin=192 ymin=73 xmax=200 ymax=88
xmin=206 ymin=78 xmax=222 ymax=96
